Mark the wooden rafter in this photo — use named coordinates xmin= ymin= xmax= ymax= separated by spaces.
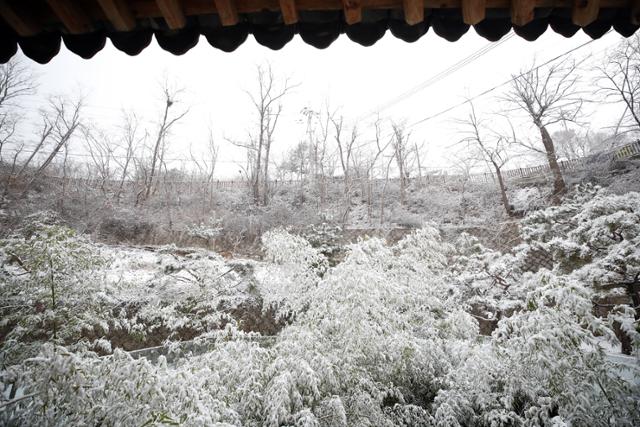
xmin=40 ymin=0 xmax=629 ymax=20
xmin=403 ymin=0 xmax=424 ymax=25
xmin=632 ymin=0 xmax=640 ymax=25
xmin=0 ymin=0 xmax=40 ymax=36
xmin=342 ymin=0 xmax=362 ymax=25
xmin=214 ymin=0 xmax=239 ymax=26
xmin=46 ymin=0 xmax=93 ymax=34
xmin=572 ymin=0 xmax=600 ymax=26
xmin=462 ymin=0 xmax=487 ymax=25
xmin=155 ymin=0 xmax=186 ymax=29
xmin=97 ymin=0 xmax=136 ymax=31
xmin=510 ymin=0 xmax=535 ymax=26
xmin=279 ymin=0 xmax=299 ymax=24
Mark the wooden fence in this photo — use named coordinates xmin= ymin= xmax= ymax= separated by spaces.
xmin=27 ymin=140 xmax=640 ymax=193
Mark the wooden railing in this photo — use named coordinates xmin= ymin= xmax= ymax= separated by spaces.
xmin=25 ymin=140 xmax=640 ymax=192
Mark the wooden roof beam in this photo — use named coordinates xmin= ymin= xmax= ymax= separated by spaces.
xmin=97 ymin=0 xmax=136 ymax=32
xmin=342 ymin=0 xmax=362 ymax=25
xmin=510 ymin=0 xmax=535 ymax=26
xmin=462 ymin=0 xmax=487 ymax=25
xmin=632 ymin=0 xmax=640 ymax=25
xmin=214 ymin=0 xmax=239 ymax=26
xmin=279 ymin=0 xmax=299 ymax=24
xmin=0 ymin=0 xmax=40 ymax=36
xmin=572 ymin=0 xmax=600 ymax=26
xmin=403 ymin=0 xmax=424 ymax=25
xmin=46 ymin=0 xmax=93 ymax=34
xmin=156 ymin=0 xmax=186 ymax=29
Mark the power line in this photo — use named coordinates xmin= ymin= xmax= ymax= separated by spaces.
xmin=339 ymin=32 xmax=612 ymax=157
xmin=404 ymin=32 xmax=611 ymax=131
xmin=360 ymin=33 xmax=516 ymax=120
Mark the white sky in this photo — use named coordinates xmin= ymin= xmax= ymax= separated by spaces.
xmin=13 ymin=28 xmax=627 ymax=178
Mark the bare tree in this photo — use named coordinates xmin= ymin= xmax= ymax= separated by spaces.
xmin=0 ymin=58 xmax=36 ymax=161
xmin=597 ymin=34 xmax=640 ymax=132
xmin=16 ymin=96 xmax=83 ymax=193
xmin=506 ymin=59 xmax=583 ymax=199
xmin=363 ymin=118 xmax=391 ymax=223
xmin=114 ymin=111 xmax=143 ymax=204
xmin=331 ymin=114 xmax=358 ymax=223
xmin=391 ymin=121 xmax=412 ymax=205
xmin=379 ymin=152 xmax=396 ymax=227
xmin=228 ymin=64 xmax=296 ymax=206
xmin=301 ymin=105 xmax=332 ymax=209
xmin=412 ymin=140 xmax=426 ymax=189
xmin=15 ymin=112 xmax=55 ymax=177
xmin=459 ymin=103 xmax=513 ymax=217
xmin=32 ymin=97 xmax=83 ymax=178
xmin=83 ymin=125 xmax=114 ymax=196
xmin=141 ymin=83 xmax=188 ymax=203
xmin=190 ymin=128 xmax=218 ymax=215
xmin=450 ymin=152 xmax=479 ymax=224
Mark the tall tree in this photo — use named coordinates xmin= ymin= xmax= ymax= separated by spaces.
xmin=141 ymin=84 xmax=188 ymax=203
xmin=331 ymin=114 xmax=358 ymax=223
xmin=391 ymin=121 xmax=412 ymax=205
xmin=114 ymin=111 xmax=144 ymax=204
xmin=506 ymin=59 xmax=583 ymax=199
xmin=459 ymin=102 xmax=514 ymax=217
xmin=229 ymin=64 xmax=296 ymax=206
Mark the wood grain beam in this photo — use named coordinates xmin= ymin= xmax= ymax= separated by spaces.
xmin=133 ymin=0 xmax=630 ymax=18
xmin=510 ymin=0 xmax=535 ymax=26
xmin=462 ymin=0 xmax=486 ymax=24
xmin=214 ymin=0 xmax=239 ymax=26
xmin=572 ymin=0 xmax=600 ymax=26
xmin=97 ymin=0 xmax=136 ymax=31
xmin=342 ymin=0 xmax=362 ymax=24
xmin=279 ymin=0 xmax=298 ymax=24
xmin=0 ymin=0 xmax=40 ymax=36
xmin=46 ymin=0 xmax=92 ymax=34
xmin=402 ymin=0 xmax=424 ymax=25
xmin=632 ymin=0 xmax=640 ymax=25
xmin=156 ymin=0 xmax=186 ymax=29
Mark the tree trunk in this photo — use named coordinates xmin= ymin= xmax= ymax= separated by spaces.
xmin=263 ymin=137 xmax=271 ymax=206
xmin=145 ymin=101 xmax=170 ymax=202
xmin=538 ymin=124 xmax=566 ymax=200
xmin=493 ymin=163 xmax=512 ymax=216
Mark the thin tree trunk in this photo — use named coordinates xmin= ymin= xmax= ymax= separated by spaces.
xmin=493 ymin=163 xmax=512 ymax=216
xmin=538 ymin=124 xmax=566 ymax=200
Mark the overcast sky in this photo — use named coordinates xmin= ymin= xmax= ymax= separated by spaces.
xmin=14 ymin=28 xmax=626 ymax=178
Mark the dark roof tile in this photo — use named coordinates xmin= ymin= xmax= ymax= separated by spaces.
xmin=110 ymin=29 xmax=153 ymax=56
xmin=63 ymin=31 xmax=106 ymax=59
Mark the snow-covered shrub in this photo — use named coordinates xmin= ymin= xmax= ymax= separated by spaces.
xmin=299 ymin=223 xmax=343 ymax=262
xmin=0 ymin=223 xmax=106 ymax=365
xmin=186 ymin=216 xmax=223 ymax=241
xmin=518 ymin=185 xmax=640 ymax=352
xmin=509 ymin=186 xmax=547 ymax=213
xmin=257 ymin=229 xmax=327 ymax=318
xmin=435 ymin=270 xmax=640 ymax=426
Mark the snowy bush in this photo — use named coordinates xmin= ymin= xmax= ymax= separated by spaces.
xmin=1 ymin=191 xmax=639 ymax=425
xmin=0 ymin=223 xmax=106 ymax=365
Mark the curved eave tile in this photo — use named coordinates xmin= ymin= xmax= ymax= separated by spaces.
xmin=18 ymin=32 xmax=61 ymax=64
xmin=63 ymin=31 xmax=106 ymax=59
